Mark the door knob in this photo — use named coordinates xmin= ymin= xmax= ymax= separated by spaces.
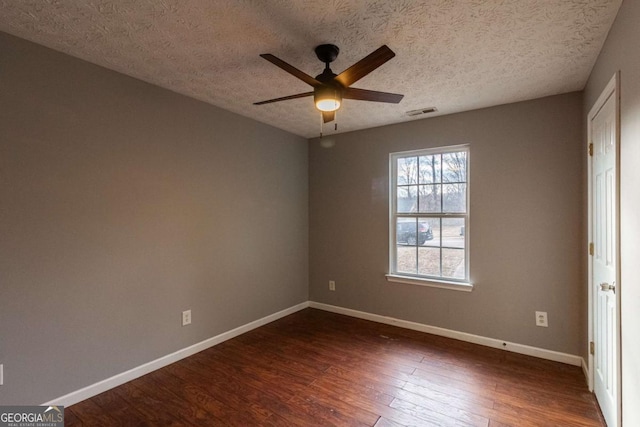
xmin=600 ymin=282 xmax=616 ymax=293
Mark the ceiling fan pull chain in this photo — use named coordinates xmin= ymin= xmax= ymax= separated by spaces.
xmin=335 ymin=110 xmax=338 ymax=131
xmin=320 ymin=112 xmax=324 ymax=139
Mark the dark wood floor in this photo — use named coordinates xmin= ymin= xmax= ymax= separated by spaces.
xmin=65 ymin=308 xmax=604 ymax=426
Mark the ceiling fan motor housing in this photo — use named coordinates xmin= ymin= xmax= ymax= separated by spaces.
xmin=315 ymin=44 xmax=340 ymax=64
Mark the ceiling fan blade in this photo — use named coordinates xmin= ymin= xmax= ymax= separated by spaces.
xmin=322 ymin=111 xmax=335 ymax=123
xmin=334 ymin=45 xmax=396 ymax=87
xmin=254 ymin=91 xmax=314 ymax=105
xmin=260 ymin=54 xmax=321 ymax=87
xmin=343 ymin=87 xmax=404 ymax=103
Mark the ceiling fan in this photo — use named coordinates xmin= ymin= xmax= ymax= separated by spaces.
xmin=254 ymin=44 xmax=404 ymax=124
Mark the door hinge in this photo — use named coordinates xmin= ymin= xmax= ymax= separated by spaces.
xmin=590 ymin=341 xmax=595 ymax=355
xmin=589 ymin=242 xmax=594 ymax=256
xmin=588 ymin=143 xmax=593 ymax=156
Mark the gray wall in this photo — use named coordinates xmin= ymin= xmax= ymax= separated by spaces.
xmin=0 ymin=32 xmax=308 ymax=405
xmin=309 ymin=93 xmax=584 ymax=355
xmin=584 ymin=0 xmax=640 ymax=424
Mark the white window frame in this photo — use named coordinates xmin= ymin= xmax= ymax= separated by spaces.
xmin=386 ymin=144 xmax=473 ymax=292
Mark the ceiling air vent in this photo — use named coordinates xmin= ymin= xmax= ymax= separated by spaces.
xmin=406 ymin=107 xmax=438 ymax=117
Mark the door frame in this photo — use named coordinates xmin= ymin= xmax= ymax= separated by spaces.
xmin=587 ymin=71 xmax=621 ymax=426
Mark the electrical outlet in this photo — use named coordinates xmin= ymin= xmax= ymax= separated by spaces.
xmin=535 ymin=311 xmax=548 ymax=327
xmin=329 ymin=280 xmax=336 ymax=291
xmin=182 ymin=310 xmax=192 ymax=326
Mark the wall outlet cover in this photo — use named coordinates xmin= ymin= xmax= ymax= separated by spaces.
xmin=182 ymin=310 xmax=192 ymax=326
xmin=535 ymin=311 xmax=548 ymax=327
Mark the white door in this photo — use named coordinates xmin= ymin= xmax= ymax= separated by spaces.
xmin=590 ymin=79 xmax=619 ymax=427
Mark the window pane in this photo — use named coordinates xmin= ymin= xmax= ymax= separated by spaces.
xmin=397 ymin=157 xmax=418 ymax=185
xmin=422 ymin=218 xmax=440 ymax=247
xmin=396 ymin=246 xmax=418 ymax=274
xmin=397 ymin=186 xmax=418 ymax=213
xmin=442 ymin=248 xmax=465 ymax=279
xmin=418 ymin=247 xmax=441 ymax=276
xmin=418 ymin=184 xmax=441 ymax=212
xmin=442 ymin=151 xmax=467 ymax=183
xmin=443 ymin=183 xmax=466 ymax=212
xmin=442 ymin=218 xmax=465 ymax=249
xmin=418 ymin=155 xmax=441 ymax=184
xmin=396 ymin=218 xmax=418 ymax=245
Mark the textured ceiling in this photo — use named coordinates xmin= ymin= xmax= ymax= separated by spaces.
xmin=0 ymin=0 xmax=622 ymax=138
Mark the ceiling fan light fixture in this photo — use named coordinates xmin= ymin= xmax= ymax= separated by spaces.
xmin=316 ymin=98 xmax=341 ymax=112
xmin=314 ymin=86 xmax=342 ymax=112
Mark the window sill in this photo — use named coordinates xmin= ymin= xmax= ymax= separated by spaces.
xmin=385 ymin=274 xmax=474 ymax=292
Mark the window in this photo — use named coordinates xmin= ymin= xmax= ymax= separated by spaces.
xmin=388 ymin=145 xmax=471 ymax=290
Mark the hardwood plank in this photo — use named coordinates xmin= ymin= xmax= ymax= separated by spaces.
xmin=188 ymin=350 xmax=311 ymax=400
xmin=492 ymin=400 xmax=603 ymax=427
xmin=395 ymin=386 xmax=495 ymax=421
xmin=210 ymin=339 xmax=320 ymax=385
xmin=90 ymin=388 xmax=150 ymax=426
xmin=111 ymin=381 xmax=185 ymax=426
xmin=389 ymin=397 xmax=486 ymax=426
xmin=288 ymin=393 xmax=378 ymax=426
xmin=410 ymin=366 xmax=498 ymax=395
xmin=164 ymin=361 xmax=279 ymax=424
xmin=233 ymin=331 xmax=334 ymax=372
xmin=492 ymin=382 xmax=601 ymax=417
xmin=326 ymin=364 xmax=408 ymax=390
xmin=312 ymin=373 xmax=396 ymax=406
xmin=132 ymin=373 xmax=221 ymax=425
xmin=67 ymin=398 xmax=124 ymax=426
xmin=65 ymin=308 xmax=603 ymax=427
xmin=311 ymin=372 xmax=450 ymax=426
xmin=282 ymin=396 xmax=377 ymax=426
xmin=63 ymin=407 xmax=84 ymax=426
xmin=403 ymin=375 xmax=496 ymax=410
xmin=223 ymin=336 xmax=329 ymax=377
xmin=157 ymin=369 xmax=279 ymax=426
xmin=400 ymin=380 xmax=593 ymax=427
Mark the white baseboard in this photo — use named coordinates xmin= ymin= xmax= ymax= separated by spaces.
xmin=43 ymin=301 xmax=310 ymax=407
xmin=309 ymin=302 xmax=583 ymax=367
xmin=582 ymin=357 xmax=591 ymax=388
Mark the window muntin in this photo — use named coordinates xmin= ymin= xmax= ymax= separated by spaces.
xmin=390 ymin=145 xmax=469 ymax=283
